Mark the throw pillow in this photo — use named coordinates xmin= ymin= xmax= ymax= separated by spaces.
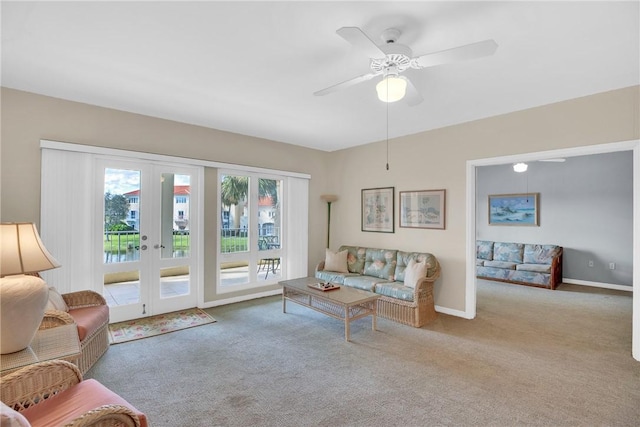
xmin=404 ymin=258 xmax=429 ymax=289
xmin=325 ymin=248 xmax=349 ymax=273
xmin=1 ymin=401 xmax=30 ymax=427
xmin=46 ymin=286 xmax=69 ymax=312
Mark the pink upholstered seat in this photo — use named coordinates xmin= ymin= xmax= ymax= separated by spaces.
xmin=21 ymin=379 xmax=148 ymax=427
xmin=1 ymin=360 xmax=146 ymax=427
xmin=70 ymin=305 xmax=109 ymax=341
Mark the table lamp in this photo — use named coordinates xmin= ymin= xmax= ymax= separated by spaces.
xmin=0 ymin=223 xmax=60 ymax=354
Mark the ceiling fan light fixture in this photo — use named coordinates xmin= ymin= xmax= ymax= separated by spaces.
xmin=376 ymin=76 xmax=407 ymax=103
xmin=513 ymin=162 xmax=528 ymax=173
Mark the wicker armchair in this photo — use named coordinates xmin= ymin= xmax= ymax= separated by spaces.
xmin=40 ymin=290 xmax=110 ymax=374
xmin=0 ymin=360 xmax=146 ymax=427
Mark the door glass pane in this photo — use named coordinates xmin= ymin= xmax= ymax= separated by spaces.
xmin=104 ymin=270 xmax=140 ymax=307
xmin=160 ymin=266 xmax=189 ymax=298
xmin=258 ymin=178 xmax=281 ymax=249
xmin=160 ymin=173 xmax=191 ymax=259
xmin=220 ymin=174 xmax=249 ymax=253
xmin=257 ymin=257 xmax=281 ymax=281
xmin=219 ymin=261 xmax=249 ymax=286
xmin=258 ymin=178 xmax=282 ymax=281
xmin=103 ymin=168 xmax=141 ymax=263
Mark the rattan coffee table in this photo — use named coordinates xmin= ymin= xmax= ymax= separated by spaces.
xmin=279 ymin=276 xmax=380 ymax=341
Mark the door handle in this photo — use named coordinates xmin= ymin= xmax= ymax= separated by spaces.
xmin=154 ymin=244 xmax=165 ymax=249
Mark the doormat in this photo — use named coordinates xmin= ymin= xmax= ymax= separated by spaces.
xmin=108 ymin=308 xmax=216 ymax=344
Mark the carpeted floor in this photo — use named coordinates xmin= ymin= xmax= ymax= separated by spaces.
xmin=88 ymin=280 xmax=640 ymax=426
xmin=108 ymin=308 xmax=216 ymax=344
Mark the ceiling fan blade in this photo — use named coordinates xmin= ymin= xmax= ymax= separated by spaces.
xmin=314 ymin=72 xmax=381 ymax=96
xmin=336 ymin=27 xmax=386 ymax=60
xmin=403 ymin=77 xmax=423 ymax=106
xmin=413 ymin=39 xmax=498 ymax=69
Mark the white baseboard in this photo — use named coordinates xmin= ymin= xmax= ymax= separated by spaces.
xmin=562 ymin=278 xmax=633 ymax=292
xmin=200 ymin=289 xmax=282 ymax=308
xmin=435 ymin=305 xmax=469 ymax=318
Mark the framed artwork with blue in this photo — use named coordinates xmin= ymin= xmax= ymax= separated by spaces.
xmin=488 ymin=193 xmax=539 ymax=226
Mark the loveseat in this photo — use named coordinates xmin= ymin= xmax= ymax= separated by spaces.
xmin=41 ymin=288 xmax=110 ymax=374
xmin=476 ymin=240 xmax=563 ymax=290
xmin=315 ymin=246 xmax=441 ymax=327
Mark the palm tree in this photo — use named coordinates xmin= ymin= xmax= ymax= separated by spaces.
xmin=221 ymin=175 xmax=248 ymax=230
xmin=221 ymin=175 xmax=279 ymax=233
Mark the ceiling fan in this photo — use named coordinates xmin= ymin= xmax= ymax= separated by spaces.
xmin=314 ymin=26 xmax=498 ymax=106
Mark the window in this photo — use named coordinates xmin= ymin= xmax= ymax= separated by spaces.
xmin=218 ymin=172 xmax=284 ymax=289
xmin=130 ymin=210 xmax=137 ymax=219
xmin=129 ymin=196 xmax=139 ymax=204
xmin=175 ymin=196 xmax=187 ymax=204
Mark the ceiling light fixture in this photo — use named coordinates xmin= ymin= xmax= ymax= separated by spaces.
xmin=513 ymin=162 xmax=528 ymax=173
xmin=376 ymin=75 xmax=407 ymax=103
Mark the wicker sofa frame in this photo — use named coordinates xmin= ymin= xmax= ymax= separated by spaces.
xmin=40 ymin=290 xmax=110 ymax=374
xmin=376 ymin=273 xmax=439 ymax=327
xmin=316 ymin=248 xmax=441 ymax=328
xmin=1 ymin=360 xmax=141 ymax=427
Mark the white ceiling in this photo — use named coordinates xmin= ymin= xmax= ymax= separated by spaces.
xmin=2 ymin=1 xmax=639 ymax=152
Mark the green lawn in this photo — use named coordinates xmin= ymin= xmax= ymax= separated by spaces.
xmin=104 ymin=232 xmax=249 ymax=254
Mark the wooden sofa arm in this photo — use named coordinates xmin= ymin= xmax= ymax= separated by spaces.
xmin=0 ymin=360 xmax=82 ymax=411
xmin=40 ymin=309 xmax=76 ymax=330
xmin=549 ymin=247 xmax=564 ymax=290
xmin=62 ymin=290 xmax=107 ymax=309
xmin=66 ymin=404 xmax=141 ymax=427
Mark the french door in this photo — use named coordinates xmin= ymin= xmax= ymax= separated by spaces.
xmin=96 ymin=158 xmax=199 ymax=323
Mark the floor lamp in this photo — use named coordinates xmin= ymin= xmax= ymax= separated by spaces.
xmin=320 ymin=195 xmax=338 ymax=248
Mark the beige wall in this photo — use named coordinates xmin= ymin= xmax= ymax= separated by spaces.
xmin=328 ymin=86 xmax=639 ymax=311
xmin=1 ymin=86 xmax=638 ymax=311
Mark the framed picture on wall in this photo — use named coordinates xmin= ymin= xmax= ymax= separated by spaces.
xmin=488 ymin=193 xmax=539 ymax=226
xmin=399 ymin=189 xmax=446 ymax=229
xmin=362 ymin=187 xmax=394 ymax=233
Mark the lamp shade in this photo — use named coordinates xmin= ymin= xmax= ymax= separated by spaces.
xmin=0 ymin=223 xmax=60 ymax=277
xmin=376 ymin=76 xmax=407 ymax=103
xmin=320 ymin=194 xmax=338 ymax=203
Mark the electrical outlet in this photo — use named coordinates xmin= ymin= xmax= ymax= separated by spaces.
xmin=588 ymin=260 xmax=594 ymax=267
xmin=609 ymin=262 xmax=616 ymax=270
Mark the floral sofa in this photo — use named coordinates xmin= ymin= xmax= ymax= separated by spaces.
xmin=476 ymin=240 xmax=563 ymax=290
xmin=315 ymin=245 xmax=441 ymax=327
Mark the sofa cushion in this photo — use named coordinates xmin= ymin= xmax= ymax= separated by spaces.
xmin=46 ymin=286 xmax=69 ymax=312
xmin=68 ymin=305 xmax=109 ymax=342
xmin=476 ymin=240 xmax=494 ymax=261
xmin=403 ymin=259 xmax=429 ymax=289
xmin=20 ymin=379 xmax=148 ymax=427
xmin=516 ymin=263 xmax=552 ymax=274
xmin=315 ymin=270 xmax=358 ymax=285
xmin=483 ymin=260 xmax=519 ymax=270
xmin=524 ymin=244 xmax=560 ymax=265
xmin=363 ymin=248 xmax=397 ymax=280
xmin=324 ymin=248 xmax=348 ymax=273
xmin=342 ymin=276 xmax=388 ymax=292
xmin=1 ymin=401 xmax=30 ymax=427
xmin=394 ymin=251 xmax=437 ymax=282
xmin=493 ymin=242 xmax=524 ymax=263
xmin=338 ymin=245 xmax=366 ymax=274
xmin=374 ymin=282 xmax=414 ymax=302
